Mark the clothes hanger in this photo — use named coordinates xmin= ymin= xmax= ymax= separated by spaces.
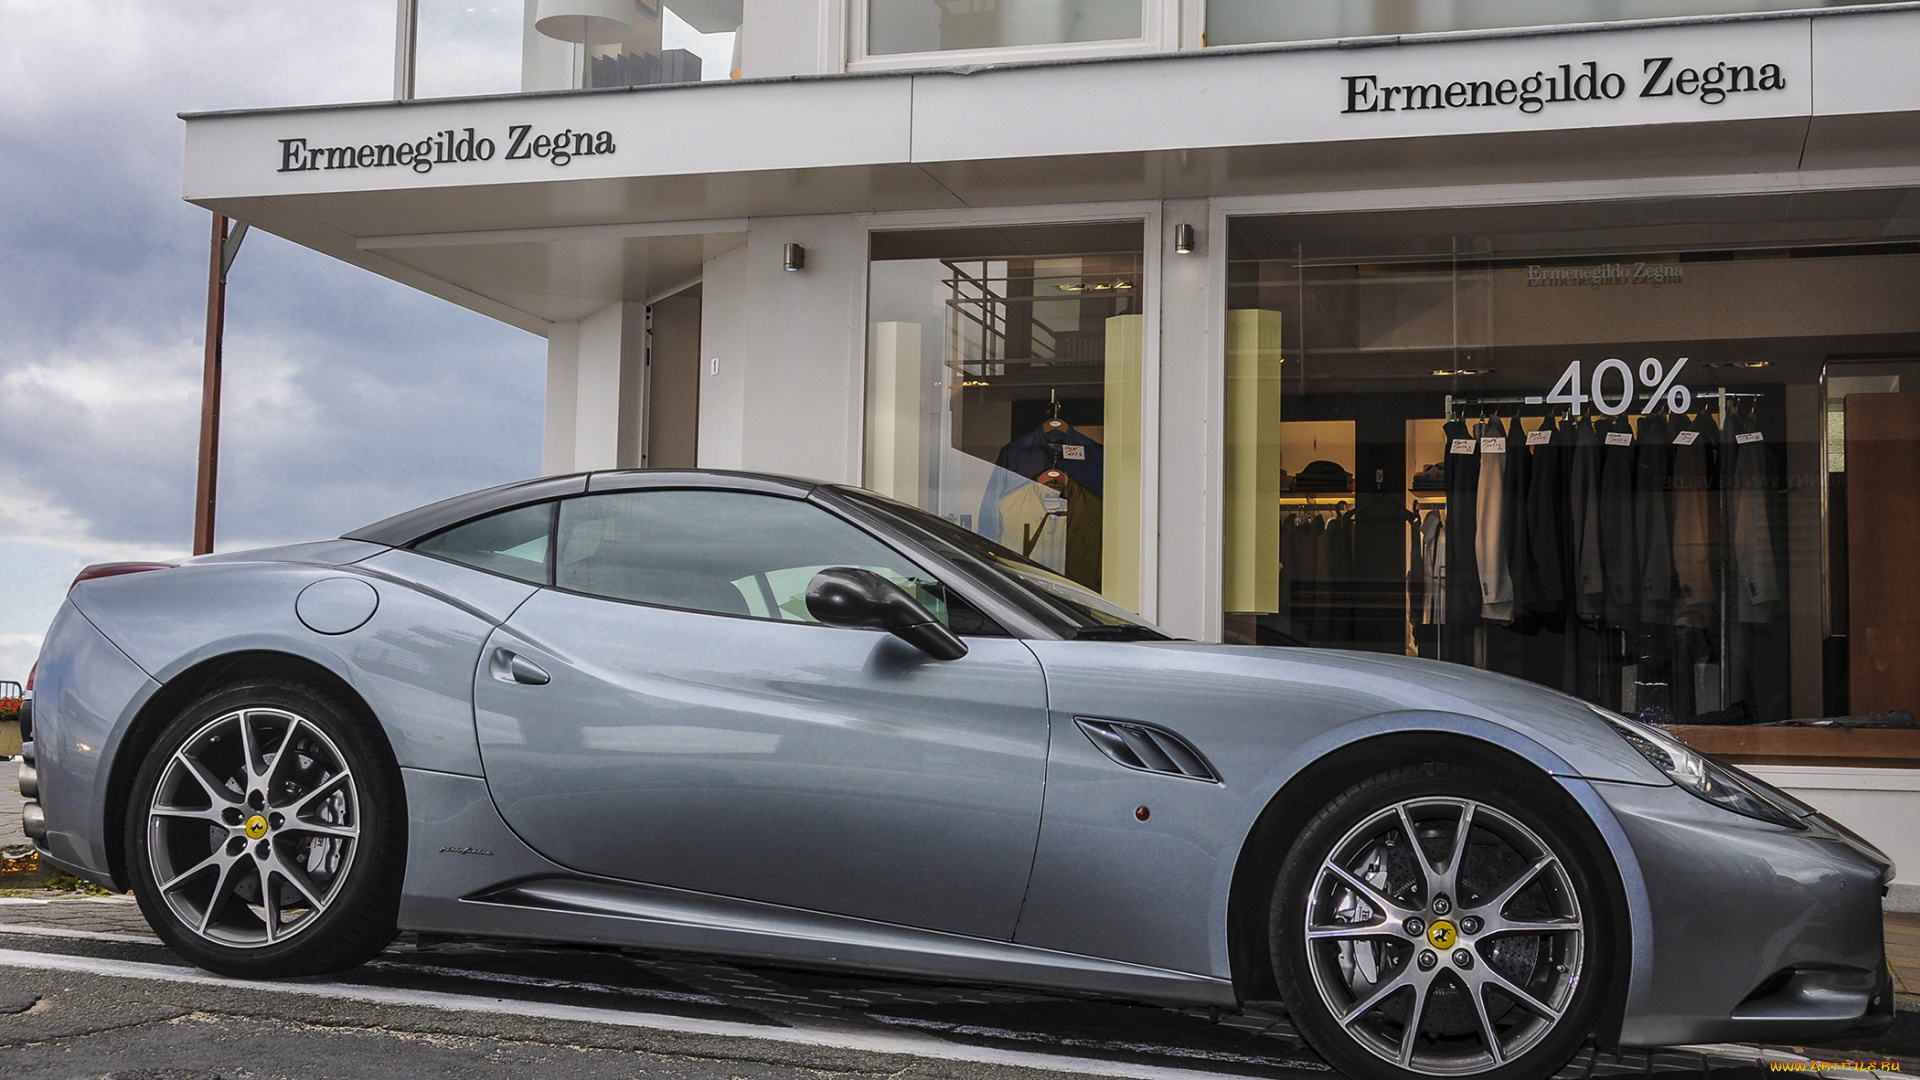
xmin=1042 ymin=389 xmax=1071 ymax=433
xmin=1037 ymin=468 xmax=1068 ymax=489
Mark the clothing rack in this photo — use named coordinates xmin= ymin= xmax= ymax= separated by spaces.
xmin=1432 ymin=386 xmax=1772 ymax=717
xmin=1444 ymin=387 xmax=1763 ymax=421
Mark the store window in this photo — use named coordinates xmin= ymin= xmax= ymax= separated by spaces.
xmin=868 ymin=0 xmax=1144 ymax=56
xmin=408 ymin=0 xmax=737 ymax=99
xmin=1207 ymin=0 xmax=1910 ymax=49
xmin=866 ymin=223 xmax=1147 ymax=613
xmin=415 ymin=0 xmax=524 ymax=98
xmin=1222 ymin=200 xmax=1920 ymax=730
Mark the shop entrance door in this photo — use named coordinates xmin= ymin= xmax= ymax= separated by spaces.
xmin=646 ymin=289 xmax=701 ymax=467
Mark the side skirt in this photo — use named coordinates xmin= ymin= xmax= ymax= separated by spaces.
xmin=397 ymin=768 xmax=1236 ymax=1008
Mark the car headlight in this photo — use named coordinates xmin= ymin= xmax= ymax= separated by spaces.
xmin=1592 ymin=706 xmax=1806 ymax=830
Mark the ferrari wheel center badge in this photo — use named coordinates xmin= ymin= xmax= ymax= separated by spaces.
xmin=1426 ymin=919 xmax=1457 ymax=949
xmin=244 ymin=814 xmax=270 ymax=840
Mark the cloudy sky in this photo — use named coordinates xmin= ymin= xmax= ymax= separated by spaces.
xmin=0 ymin=1 xmax=571 ymax=681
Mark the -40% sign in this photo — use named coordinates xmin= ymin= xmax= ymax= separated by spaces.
xmin=1525 ymin=357 xmax=1691 ymax=416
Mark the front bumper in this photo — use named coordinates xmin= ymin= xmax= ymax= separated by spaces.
xmin=1594 ymin=780 xmax=1890 ymax=1047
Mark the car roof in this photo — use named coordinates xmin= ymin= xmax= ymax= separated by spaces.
xmin=342 ymin=469 xmax=821 ymax=548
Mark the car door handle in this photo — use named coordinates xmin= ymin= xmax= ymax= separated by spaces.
xmin=490 ymin=649 xmax=550 ymax=686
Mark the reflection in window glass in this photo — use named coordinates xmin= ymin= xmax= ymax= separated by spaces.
xmin=866 ymin=226 xmax=1145 ymax=612
xmin=414 ymin=0 xmax=522 ymax=99
xmin=554 ymin=489 xmax=949 ymax=623
xmin=1208 ymin=0 xmax=1908 ymax=48
xmin=414 ymin=502 xmax=554 ymax=583
xmin=870 ymin=0 xmax=1142 ymax=56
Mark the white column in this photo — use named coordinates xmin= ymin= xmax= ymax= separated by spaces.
xmin=699 ymin=216 xmax=866 ymax=484
xmin=1157 ymin=198 xmax=1221 ymax=641
xmin=543 ymin=301 xmax=648 ymax=475
xmin=542 ymin=321 xmax=580 ymax=475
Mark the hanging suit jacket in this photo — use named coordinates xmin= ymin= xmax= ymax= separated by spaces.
xmin=1598 ymin=416 xmax=1640 ymax=626
xmin=1501 ymin=416 xmax=1535 ymax=630
xmin=1568 ymin=418 xmax=1605 ymax=621
xmin=1669 ymin=413 xmax=1716 ymax=629
xmin=1728 ymin=412 xmax=1784 ymax=623
xmin=1442 ymin=419 xmax=1482 ymax=627
xmin=1522 ymin=415 xmax=1572 ymax=629
xmin=1635 ymin=413 xmax=1676 ymax=625
xmin=1422 ymin=509 xmax=1447 ymax=626
xmin=1475 ymin=417 xmax=1516 ymax=624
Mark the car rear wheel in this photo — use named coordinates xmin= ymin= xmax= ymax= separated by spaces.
xmin=1271 ymin=763 xmax=1606 ymax=1080
xmin=126 ymin=679 xmax=403 ymax=976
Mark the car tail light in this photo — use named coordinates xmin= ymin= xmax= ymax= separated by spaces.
xmin=24 ymin=663 xmax=34 ymax=692
xmin=69 ymin=562 xmax=173 ymax=590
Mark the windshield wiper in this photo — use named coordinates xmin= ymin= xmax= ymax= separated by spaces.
xmin=1071 ymin=625 xmax=1168 ymax=641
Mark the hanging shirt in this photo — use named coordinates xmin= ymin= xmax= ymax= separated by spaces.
xmin=998 ymin=481 xmax=1069 ymax=574
xmin=978 ymin=426 xmax=1105 ymax=539
xmin=1475 ymin=417 xmax=1515 ymax=624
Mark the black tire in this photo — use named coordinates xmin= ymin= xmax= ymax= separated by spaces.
xmin=125 ymin=678 xmax=404 ymax=977
xmin=1271 ymin=763 xmax=1607 ymax=1080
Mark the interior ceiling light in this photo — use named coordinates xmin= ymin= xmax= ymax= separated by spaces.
xmin=1432 ymin=368 xmax=1495 ymax=377
xmin=1705 ymin=361 xmax=1770 ymax=369
xmin=1055 ymin=281 xmax=1133 ymax=292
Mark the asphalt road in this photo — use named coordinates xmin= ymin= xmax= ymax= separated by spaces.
xmin=0 ymin=898 xmax=1842 ymax=1080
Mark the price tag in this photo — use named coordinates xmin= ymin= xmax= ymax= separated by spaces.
xmin=1449 ymin=439 xmax=1477 ymax=454
xmin=1735 ymin=431 xmax=1764 ymax=444
xmin=1480 ymin=437 xmax=1506 ymax=454
xmin=1525 ymin=430 xmax=1552 ymax=446
xmin=1061 ymin=444 xmax=1085 ymax=460
xmin=1673 ymin=430 xmax=1699 ymax=446
xmin=1605 ymin=431 xmax=1634 ymax=447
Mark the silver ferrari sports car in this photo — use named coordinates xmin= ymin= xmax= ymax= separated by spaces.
xmin=19 ymin=470 xmax=1893 ymax=1080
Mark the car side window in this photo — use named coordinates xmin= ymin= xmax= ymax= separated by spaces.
xmin=412 ymin=502 xmax=553 ymax=584
xmin=554 ymin=489 xmax=1000 ymax=632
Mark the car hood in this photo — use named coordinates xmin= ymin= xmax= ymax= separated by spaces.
xmin=1023 ymin=639 xmax=1667 ymax=786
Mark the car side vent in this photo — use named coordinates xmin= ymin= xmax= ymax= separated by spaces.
xmin=1075 ymin=718 xmax=1220 ymax=783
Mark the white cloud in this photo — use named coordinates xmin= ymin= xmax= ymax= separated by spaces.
xmin=0 ymin=1 xmax=546 ymax=679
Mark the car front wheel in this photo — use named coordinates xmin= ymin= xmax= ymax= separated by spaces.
xmin=126 ymin=679 xmax=403 ymax=976
xmin=1272 ymin=763 xmax=1606 ymax=1080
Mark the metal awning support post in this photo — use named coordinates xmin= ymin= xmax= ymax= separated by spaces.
xmin=192 ymin=214 xmax=247 ymax=556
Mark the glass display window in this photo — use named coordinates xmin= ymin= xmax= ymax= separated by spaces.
xmin=1222 ymin=197 xmax=1920 ymax=733
xmin=866 ymin=223 xmax=1147 ymax=613
xmin=867 ymin=0 xmax=1145 ymax=56
xmin=1206 ymin=0 xmax=1911 ymax=49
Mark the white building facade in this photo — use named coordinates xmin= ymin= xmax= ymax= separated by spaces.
xmin=183 ymin=0 xmax=1920 ymax=900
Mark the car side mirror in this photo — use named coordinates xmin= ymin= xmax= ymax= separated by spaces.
xmin=805 ymin=567 xmax=968 ymax=661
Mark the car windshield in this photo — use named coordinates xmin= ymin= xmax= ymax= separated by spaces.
xmin=828 ymin=487 xmax=1166 ymax=639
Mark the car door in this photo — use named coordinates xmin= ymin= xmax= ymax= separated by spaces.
xmin=469 ymin=485 xmax=1051 ymax=941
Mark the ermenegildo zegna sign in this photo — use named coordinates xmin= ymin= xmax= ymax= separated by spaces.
xmin=1341 ymin=57 xmax=1787 ymax=116
xmin=276 ymin=124 xmax=616 ymax=174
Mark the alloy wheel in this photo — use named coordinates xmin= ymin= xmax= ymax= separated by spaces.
xmin=1301 ymin=796 xmax=1585 ymax=1075
xmin=145 ymin=707 xmax=360 ymax=948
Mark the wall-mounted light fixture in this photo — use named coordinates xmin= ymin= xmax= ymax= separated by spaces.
xmin=783 ymin=243 xmax=806 ymax=272
xmin=1173 ymin=223 xmax=1196 ymax=255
